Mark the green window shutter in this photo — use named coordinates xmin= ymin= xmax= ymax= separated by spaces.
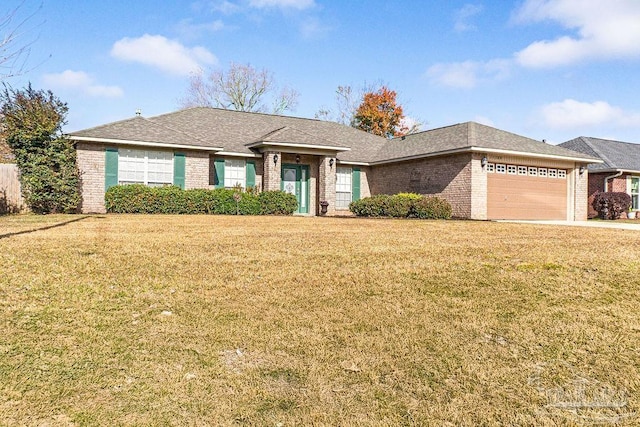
xmin=214 ymin=158 xmax=225 ymax=189
xmin=105 ymin=148 xmax=119 ymax=191
xmin=246 ymin=160 xmax=256 ymax=188
xmin=352 ymin=167 xmax=361 ymax=201
xmin=173 ymin=152 xmax=186 ymax=189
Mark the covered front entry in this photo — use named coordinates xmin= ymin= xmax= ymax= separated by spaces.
xmin=281 ymin=164 xmax=310 ymax=214
xmin=487 ymin=166 xmax=568 ymax=220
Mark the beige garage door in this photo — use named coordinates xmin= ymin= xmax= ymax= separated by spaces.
xmin=487 ymin=164 xmax=567 ymax=220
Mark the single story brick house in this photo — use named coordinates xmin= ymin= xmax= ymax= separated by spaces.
xmin=69 ymin=107 xmax=599 ymax=220
xmin=559 ymin=136 xmax=640 ymax=218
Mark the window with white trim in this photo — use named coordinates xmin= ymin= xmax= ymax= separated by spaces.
xmin=119 ymin=148 xmax=173 ymax=186
xmin=224 ymin=159 xmax=246 ymax=188
xmin=548 ymin=168 xmax=557 ymax=178
xmin=336 ymin=166 xmax=352 ymax=210
xmin=528 ymin=167 xmax=537 ymax=176
xmin=631 ymin=177 xmax=640 ymax=210
xmin=507 ymin=165 xmax=517 ymax=175
xmin=496 ymin=164 xmax=506 ymax=174
xmin=487 ymin=163 xmax=495 ymax=173
xmin=518 ymin=166 xmax=528 ymax=175
xmin=557 ymin=169 xmax=566 ymax=179
xmin=538 ymin=168 xmax=547 ymax=177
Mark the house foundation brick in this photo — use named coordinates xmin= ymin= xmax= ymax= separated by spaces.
xmin=368 ymin=153 xmax=474 ymax=219
xmin=76 ymin=142 xmax=107 ymax=213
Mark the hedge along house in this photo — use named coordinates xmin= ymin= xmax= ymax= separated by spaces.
xmin=559 ymin=137 xmax=640 ymax=218
xmin=69 ymin=107 xmax=599 ymax=220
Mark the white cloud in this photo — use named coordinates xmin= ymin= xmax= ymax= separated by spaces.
xmin=426 ymin=59 xmax=511 ymax=88
xmin=110 ymin=34 xmax=217 ymax=76
xmin=513 ymin=0 xmax=640 ymax=67
xmin=249 ymin=0 xmax=315 ymax=9
xmin=175 ymin=19 xmax=225 ymax=39
xmin=42 ymin=70 xmax=123 ymax=98
xmin=299 ymin=17 xmax=329 ymax=38
xmin=454 ymin=4 xmax=483 ymax=32
xmin=539 ymin=99 xmax=640 ymax=129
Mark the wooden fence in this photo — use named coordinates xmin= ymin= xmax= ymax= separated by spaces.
xmin=0 ymin=164 xmax=25 ymax=214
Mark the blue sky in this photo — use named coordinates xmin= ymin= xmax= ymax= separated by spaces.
xmin=5 ymin=0 xmax=640 ymax=144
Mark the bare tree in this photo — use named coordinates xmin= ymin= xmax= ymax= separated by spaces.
xmin=1 ymin=1 xmax=42 ymax=80
xmin=179 ymin=63 xmax=299 ymax=114
xmin=315 ymin=85 xmax=360 ymax=125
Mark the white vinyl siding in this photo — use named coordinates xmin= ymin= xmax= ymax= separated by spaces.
xmin=119 ymin=149 xmax=173 ymax=186
xmin=224 ymin=159 xmax=246 ymax=188
xmin=336 ymin=167 xmax=352 ymax=210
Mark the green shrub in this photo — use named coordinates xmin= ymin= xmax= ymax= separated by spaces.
xmin=413 ymin=196 xmax=452 ymax=219
xmin=396 ymin=192 xmax=422 ymax=201
xmin=349 ymin=193 xmax=452 ymax=219
xmin=259 ymin=191 xmax=298 ymax=215
xmin=105 ymin=185 xmax=297 ymax=215
xmin=386 ymin=194 xmax=416 ymax=217
xmin=349 ymin=195 xmax=389 ymax=217
xmin=2 ymin=86 xmax=81 ymax=214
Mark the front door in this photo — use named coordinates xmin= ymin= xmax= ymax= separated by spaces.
xmin=281 ymin=164 xmax=309 ymax=214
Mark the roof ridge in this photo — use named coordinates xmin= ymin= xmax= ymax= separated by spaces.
xmin=580 ymin=136 xmax=614 ymax=168
xmin=176 ymin=106 xmax=329 ymax=124
xmin=256 ymin=126 xmax=288 ymax=142
xmin=254 ymin=124 xmax=351 ymax=148
xmin=468 ymin=122 xmax=476 ymax=145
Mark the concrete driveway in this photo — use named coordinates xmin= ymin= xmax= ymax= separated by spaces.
xmin=497 ymin=220 xmax=640 ymax=230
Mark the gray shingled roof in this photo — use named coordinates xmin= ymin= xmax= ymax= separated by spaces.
xmin=69 ymin=115 xmax=215 ymax=148
xmin=70 ymin=108 xmax=599 ymax=164
xmin=376 ymin=122 xmax=597 ymax=163
xmin=559 ymin=136 xmax=640 ymax=172
xmin=252 ymin=126 xmax=350 ymax=149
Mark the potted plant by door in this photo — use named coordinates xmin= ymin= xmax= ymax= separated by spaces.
xmin=320 ymin=201 xmax=329 ymax=215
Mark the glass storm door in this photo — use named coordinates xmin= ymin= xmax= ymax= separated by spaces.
xmin=281 ymin=164 xmax=309 ymax=214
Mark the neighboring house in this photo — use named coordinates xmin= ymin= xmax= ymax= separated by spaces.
xmin=560 ymin=137 xmax=640 ymax=218
xmin=69 ymin=107 xmax=599 ymax=220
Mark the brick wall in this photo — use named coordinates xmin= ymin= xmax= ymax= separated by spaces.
xmin=77 ymin=142 xmax=107 ymax=213
xmin=318 ymin=156 xmax=336 ymax=215
xmin=76 ymin=144 xmax=222 ymax=213
xmin=263 ymin=151 xmax=281 ymax=191
xmin=470 ymin=153 xmax=487 ymax=220
xmin=368 ymin=153 xmax=473 ymax=218
xmin=586 ymin=172 xmax=634 ymax=218
xmin=574 ymin=167 xmax=589 ymax=220
xmin=186 ymin=151 xmax=209 ymax=189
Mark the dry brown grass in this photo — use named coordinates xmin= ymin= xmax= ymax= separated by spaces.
xmin=1 ymin=214 xmax=639 ymax=426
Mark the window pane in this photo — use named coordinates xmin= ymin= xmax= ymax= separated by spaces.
xmin=336 ymin=167 xmax=352 ymax=209
xmin=336 ymin=192 xmax=351 ymax=209
xmin=119 ymin=149 xmax=146 ymax=184
xmin=336 ymin=167 xmax=352 ymax=193
xmin=224 ymin=158 xmax=246 ymax=188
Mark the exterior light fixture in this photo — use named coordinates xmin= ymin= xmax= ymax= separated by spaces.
xmin=295 ymin=154 xmax=301 ymax=164
xmin=273 ymin=154 xmax=278 ymax=164
xmin=579 ymin=165 xmax=585 ymax=174
xmin=481 ymin=156 xmax=488 ymax=168
xmin=329 ymin=158 xmax=334 ymax=168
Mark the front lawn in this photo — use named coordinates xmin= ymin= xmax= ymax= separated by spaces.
xmin=1 ymin=215 xmax=639 ymax=425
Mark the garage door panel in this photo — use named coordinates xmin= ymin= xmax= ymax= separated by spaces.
xmin=488 ymin=174 xmax=567 ymax=220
